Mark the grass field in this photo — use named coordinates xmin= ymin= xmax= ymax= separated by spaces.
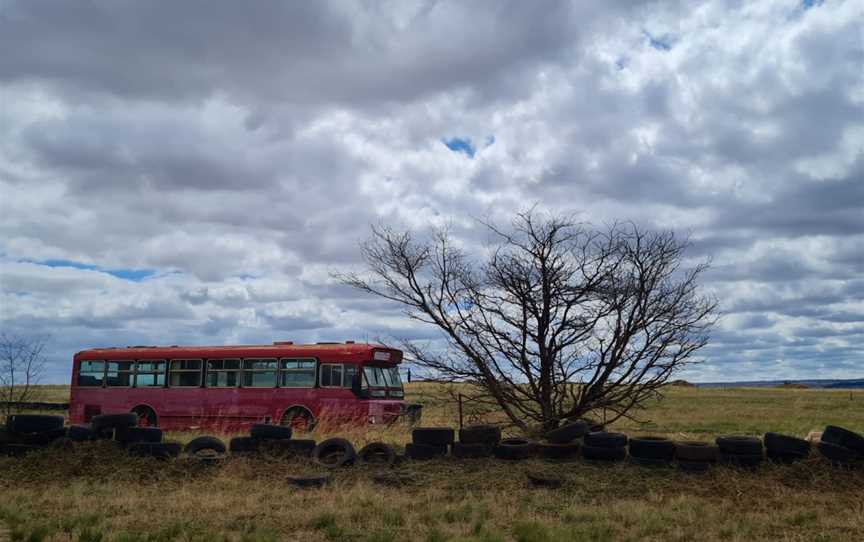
xmin=1 ymin=385 xmax=863 ymax=541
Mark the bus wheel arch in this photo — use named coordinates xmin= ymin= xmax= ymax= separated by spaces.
xmin=280 ymin=405 xmax=316 ymax=432
xmin=131 ymin=405 xmax=158 ymax=427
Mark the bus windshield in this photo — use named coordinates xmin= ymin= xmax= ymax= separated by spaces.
xmin=363 ymin=366 xmax=403 ymax=396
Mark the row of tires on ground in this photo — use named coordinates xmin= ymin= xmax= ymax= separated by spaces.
xmin=3 ymin=414 xmax=863 ymax=474
xmin=404 ymin=420 xmax=864 ymax=471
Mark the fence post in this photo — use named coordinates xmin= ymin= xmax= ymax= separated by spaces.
xmin=458 ymin=393 xmax=463 ymax=429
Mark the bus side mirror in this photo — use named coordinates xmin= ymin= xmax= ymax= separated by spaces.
xmin=351 ymin=374 xmax=364 ymax=397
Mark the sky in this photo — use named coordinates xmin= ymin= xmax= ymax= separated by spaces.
xmin=0 ymin=0 xmax=862 ymax=384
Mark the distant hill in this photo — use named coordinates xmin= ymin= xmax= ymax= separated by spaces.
xmin=697 ymin=378 xmax=864 ymax=389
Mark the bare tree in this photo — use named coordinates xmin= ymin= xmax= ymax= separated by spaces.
xmin=0 ymin=333 xmax=48 ymax=418
xmin=338 ymin=210 xmax=717 ymax=432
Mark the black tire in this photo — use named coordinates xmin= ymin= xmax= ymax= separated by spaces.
xmin=721 ymin=453 xmax=764 ymax=468
xmin=0 ymin=443 xmax=41 ymax=457
xmin=115 ymin=426 xmax=162 ymax=444
xmin=128 ymin=441 xmax=181 ymax=460
xmin=17 ymin=428 xmax=68 ymax=446
xmin=545 ymin=420 xmax=589 ymax=444
xmin=818 ymin=441 xmax=861 ymax=466
xmin=250 ymin=423 xmax=293 ymax=441
xmin=452 ymin=442 xmax=493 ymax=459
xmin=0 ymin=428 xmax=12 ymax=444
xmin=91 ymin=413 xmax=137 ymax=436
xmin=405 ymin=442 xmax=448 ymax=460
xmin=412 ymin=427 xmax=455 ymax=446
xmin=526 ymin=471 xmax=562 ymax=488
xmin=677 ymin=460 xmax=711 ymax=473
xmin=493 ymin=438 xmax=536 ymax=461
xmin=537 ymin=441 xmax=580 ymax=461
xmin=229 ymin=436 xmax=258 ymax=454
xmin=629 ymin=436 xmax=675 ymax=461
xmin=288 ymin=474 xmax=330 ymax=488
xmin=185 ymin=436 xmax=227 ymax=456
xmin=675 ymin=441 xmax=718 ymax=462
xmin=584 ymin=432 xmax=628 ymax=448
xmin=582 ymin=444 xmax=627 ymax=462
xmin=567 ymin=417 xmax=605 ymax=432
xmin=764 ymin=432 xmax=810 ymax=456
xmin=68 ymin=425 xmax=96 ymax=442
xmin=312 ymin=438 xmax=357 ymax=468
xmin=5 ymin=414 xmax=64 ymax=434
xmin=358 ymin=442 xmax=397 ymax=466
xmin=458 ymin=424 xmax=501 ymax=446
xmin=716 ymin=436 xmax=763 ymax=456
xmin=821 ymin=426 xmax=864 ymax=454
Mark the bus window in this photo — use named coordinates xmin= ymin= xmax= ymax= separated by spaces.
xmin=243 ymin=358 xmax=277 ymax=388
xmin=384 ymin=366 xmax=404 ymax=397
xmin=280 ymin=359 xmax=316 ymax=387
xmin=207 ymin=359 xmax=240 ymax=387
xmin=320 ymin=364 xmax=344 ymax=387
xmin=106 ymin=360 xmax=134 ymax=387
xmin=343 ymin=364 xmax=357 ymax=389
xmin=77 ymin=360 xmax=105 ymax=387
xmin=363 ymin=367 xmax=387 ymax=397
xmin=169 ymin=359 xmax=203 ymax=387
xmin=135 ymin=360 xmax=165 ymax=387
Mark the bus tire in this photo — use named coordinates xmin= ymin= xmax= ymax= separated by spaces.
xmin=251 ymin=424 xmax=293 ymax=441
xmin=91 ymin=413 xmax=138 ymax=437
xmin=313 ymin=438 xmax=357 ymax=468
xmin=358 ymin=442 xmax=397 ymax=466
xmin=116 ymin=426 xmax=162 ymax=445
xmin=68 ymin=425 xmax=97 ymax=442
xmin=185 ymin=436 xmax=227 ymax=456
xmin=458 ymin=424 xmax=501 ymax=446
xmin=405 ymin=443 xmax=447 ymax=460
xmin=131 ymin=406 xmax=158 ymax=427
xmin=280 ymin=407 xmax=316 ymax=433
xmin=412 ymin=427 xmax=455 ymax=446
xmin=6 ymin=414 xmax=65 ymax=435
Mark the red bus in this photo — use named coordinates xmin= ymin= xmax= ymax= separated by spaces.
xmin=69 ymin=341 xmax=414 ymax=431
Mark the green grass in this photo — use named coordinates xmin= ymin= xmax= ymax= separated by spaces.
xmin=1 ymin=385 xmax=863 ymax=541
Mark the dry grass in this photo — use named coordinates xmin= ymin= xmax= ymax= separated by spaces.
xmin=1 ymin=385 xmax=863 ymax=541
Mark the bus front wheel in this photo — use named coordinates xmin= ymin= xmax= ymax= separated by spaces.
xmin=132 ymin=406 xmax=158 ymax=428
xmin=280 ymin=407 xmax=316 ymax=433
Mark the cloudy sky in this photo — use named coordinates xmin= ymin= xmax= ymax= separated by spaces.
xmin=1 ymin=0 xmax=862 ymax=383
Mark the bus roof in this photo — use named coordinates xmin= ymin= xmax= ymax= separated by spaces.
xmin=74 ymin=341 xmax=402 ymax=363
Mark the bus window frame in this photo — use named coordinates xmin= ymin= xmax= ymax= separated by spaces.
xmin=241 ymin=358 xmax=278 ymax=388
xmin=134 ymin=359 xmax=167 ymax=388
xmin=319 ymin=363 xmax=347 ymax=388
xmin=168 ymin=358 xmax=204 ymax=388
xmin=205 ymin=358 xmax=241 ymax=388
xmin=76 ymin=359 xmax=107 ymax=388
xmin=105 ymin=359 xmax=135 ymax=388
xmin=278 ymin=357 xmax=318 ymax=388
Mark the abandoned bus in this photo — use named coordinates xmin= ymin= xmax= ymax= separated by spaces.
xmin=69 ymin=341 xmax=414 ymax=430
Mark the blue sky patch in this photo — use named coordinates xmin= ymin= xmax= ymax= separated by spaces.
xmin=443 ymin=137 xmax=476 ymax=158
xmin=643 ymin=31 xmax=672 ymax=51
xmin=802 ymin=0 xmax=823 ymax=9
xmin=33 ymin=259 xmax=155 ymax=282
